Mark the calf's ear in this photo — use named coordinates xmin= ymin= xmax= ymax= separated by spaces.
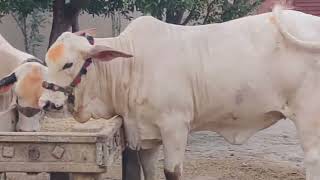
xmin=0 ymin=73 xmax=17 ymax=94
xmin=88 ymin=45 xmax=133 ymax=62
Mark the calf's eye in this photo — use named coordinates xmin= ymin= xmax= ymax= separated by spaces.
xmin=62 ymin=63 xmax=73 ymax=70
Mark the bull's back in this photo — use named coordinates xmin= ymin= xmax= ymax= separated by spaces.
xmin=124 ymin=13 xmax=285 ymax=104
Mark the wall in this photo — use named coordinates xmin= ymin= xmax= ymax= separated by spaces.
xmin=293 ymin=0 xmax=320 ymax=16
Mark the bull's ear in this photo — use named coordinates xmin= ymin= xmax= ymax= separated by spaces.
xmin=74 ymin=28 xmax=97 ymax=37
xmin=88 ymin=45 xmax=133 ymax=62
xmin=0 ymin=73 xmax=17 ymax=94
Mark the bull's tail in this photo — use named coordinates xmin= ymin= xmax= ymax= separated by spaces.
xmin=273 ymin=5 xmax=320 ymax=51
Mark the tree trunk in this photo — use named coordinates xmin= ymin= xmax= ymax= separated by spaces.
xmin=48 ymin=0 xmax=81 ymax=48
xmin=165 ymin=9 xmax=185 ymax=25
xmin=71 ymin=10 xmax=80 ymax=33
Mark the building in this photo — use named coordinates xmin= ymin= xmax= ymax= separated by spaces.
xmin=294 ymin=0 xmax=320 ymax=16
xmin=256 ymin=0 xmax=320 ymax=16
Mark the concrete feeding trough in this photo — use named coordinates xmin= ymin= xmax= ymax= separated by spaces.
xmin=0 ymin=116 xmax=124 ymax=180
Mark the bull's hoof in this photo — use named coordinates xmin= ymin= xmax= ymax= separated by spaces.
xmin=164 ymin=167 xmax=181 ymax=180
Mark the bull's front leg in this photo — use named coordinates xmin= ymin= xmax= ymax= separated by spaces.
xmin=122 ymin=147 xmax=141 ymax=180
xmin=138 ymin=146 xmax=160 ymax=180
xmin=159 ymin=113 xmax=189 ymax=180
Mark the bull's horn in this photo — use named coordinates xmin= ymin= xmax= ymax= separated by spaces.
xmin=0 ymin=73 xmax=17 ymax=87
xmin=74 ymin=28 xmax=97 ymax=37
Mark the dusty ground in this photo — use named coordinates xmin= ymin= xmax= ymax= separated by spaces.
xmin=41 ymin=118 xmax=305 ymax=180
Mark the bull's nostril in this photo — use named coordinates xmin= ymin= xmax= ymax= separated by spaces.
xmin=54 ymin=105 xmax=63 ymax=110
xmin=43 ymin=101 xmax=50 ymax=110
xmin=47 ymin=102 xmax=63 ymax=111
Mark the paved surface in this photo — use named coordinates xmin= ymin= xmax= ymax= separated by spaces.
xmin=42 ymin=118 xmax=306 ymax=180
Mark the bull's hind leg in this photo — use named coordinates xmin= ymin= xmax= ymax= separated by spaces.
xmin=295 ymin=119 xmax=320 ymax=180
xmin=159 ymin=113 xmax=189 ymax=180
xmin=295 ymin=116 xmax=320 ymax=180
xmin=289 ymin=73 xmax=320 ymax=180
xmin=294 ymin=98 xmax=320 ymax=179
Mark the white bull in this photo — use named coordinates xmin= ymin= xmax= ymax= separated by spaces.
xmin=0 ymin=34 xmax=47 ymax=132
xmin=40 ymin=6 xmax=320 ymax=180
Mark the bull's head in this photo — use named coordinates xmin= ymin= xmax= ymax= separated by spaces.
xmin=39 ymin=29 xmax=132 ymax=123
xmin=0 ymin=61 xmax=47 ymax=131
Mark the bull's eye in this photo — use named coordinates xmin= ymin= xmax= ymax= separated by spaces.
xmin=62 ymin=63 xmax=73 ymax=70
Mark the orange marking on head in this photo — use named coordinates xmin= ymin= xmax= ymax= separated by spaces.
xmin=17 ymin=65 xmax=44 ymax=108
xmin=47 ymin=43 xmax=65 ymax=62
xmin=269 ymin=15 xmax=277 ymax=25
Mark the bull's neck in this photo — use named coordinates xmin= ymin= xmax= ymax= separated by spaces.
xmin=81 ymin=36 xmax=132 ymax=117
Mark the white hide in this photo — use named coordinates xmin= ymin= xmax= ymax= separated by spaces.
xmin=16 ymin=111 xmax=43 ymax=132
xmin=0 ymin=34 xmax=42 ymax=132
xmin=42 ymin=6 xmax=320 ymax=178
xmin=65 ymin=7 xmax=317 ymax=148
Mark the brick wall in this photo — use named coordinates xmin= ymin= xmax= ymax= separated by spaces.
xmin=256 ymin=0 xmax=294 ymax=14
xmin=256 ymin=0 xmax=320 ymax=16
xmin=294 ymin=0 xmax=320 ymax=16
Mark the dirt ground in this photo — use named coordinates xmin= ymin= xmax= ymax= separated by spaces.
xmin=41 ymin=118 xmax=305 ymax=180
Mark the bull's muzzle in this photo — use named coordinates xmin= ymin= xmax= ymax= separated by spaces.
xmin=40 ymin=100 xmax=63 ymax=111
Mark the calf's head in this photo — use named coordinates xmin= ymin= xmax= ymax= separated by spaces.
xmin=0 ymin=62 xmax=47 ymax=131
xmin=39 ymin=29 xmax=132 ymax=123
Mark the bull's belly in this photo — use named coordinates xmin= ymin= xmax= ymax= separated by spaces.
xmin=191 ymin=108 xmax=286 ymax=145
xmin=126 ymin=88 xmax=290 ymax=148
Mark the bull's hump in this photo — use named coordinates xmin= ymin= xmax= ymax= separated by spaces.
xmin=128 ymin=16 xmax=164 ymax=27
xmin=122 ymin=16 xmax=179 ymax=36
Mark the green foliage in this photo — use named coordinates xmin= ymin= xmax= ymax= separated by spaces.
xmin=28 ymin=10 xmax=47 ymax=55
xmin=0 ymin=0 xmax=263 ymax=54
xmin=0 ymin=0 xmax=51 ymax=55
xmin=132 ymin=0 xmax=195 ymax=21
xmin=131 ymin=0 xmax=263 ymax=24
xmin=85 ymin=0 xmax=133 ymax=19
xmin=0 ymin=0 xmax=263 ymax=27
xmin=0 ymin=0 xmax=51 ymax=16
xmin=11 ymin=10 xmax=47 ymax=55
xmin=221 ymin=0 xmax=262 ymax=22
xmin=0 ymin=0 xmax=133 ymax=54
